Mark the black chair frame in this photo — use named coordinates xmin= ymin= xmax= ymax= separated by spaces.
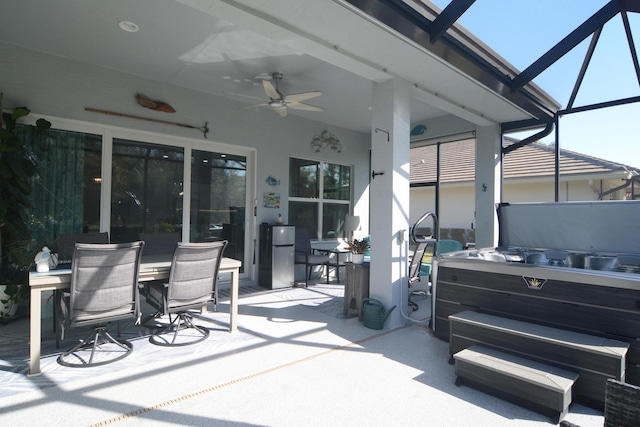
xmin=57 ymin=241 xmax=144 ymax=368
xmin=142 ymin=241 xmax=227 ymax=347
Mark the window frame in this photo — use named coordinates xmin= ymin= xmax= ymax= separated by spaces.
xmin=288 ymin=157 xmax=352 ymax=240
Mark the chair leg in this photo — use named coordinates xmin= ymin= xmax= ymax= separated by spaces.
xmin=51 ymin=290 xmax=58 ymax=333
xmin=149 ymin=312 xmax=210 ymax=346
xmin=58 ymin=325 xmax=133 ymax=367
xmin=54 ymin=290 xmax=66 ymax=349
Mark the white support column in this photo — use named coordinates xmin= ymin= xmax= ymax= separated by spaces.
xmin=474 ymin=124 xmax=502 ymax=248
xmin=369 ymin=78 xmax=411 ymax=329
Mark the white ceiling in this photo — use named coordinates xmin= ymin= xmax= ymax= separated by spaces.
xmin=0 ymin=0 xmax=545 ymax=133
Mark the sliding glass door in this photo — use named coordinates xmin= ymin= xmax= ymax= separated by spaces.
xmin=27 ymin=124 xmax=251 ymax=269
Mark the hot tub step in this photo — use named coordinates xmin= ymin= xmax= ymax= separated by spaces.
xmin=454 ymin=345 xmax=579 ymax=424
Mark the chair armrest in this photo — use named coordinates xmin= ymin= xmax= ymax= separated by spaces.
xmin=295 ymin=250 xmax=309 ymax=262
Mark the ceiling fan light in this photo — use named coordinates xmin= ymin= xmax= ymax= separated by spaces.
xmin=270 ymin=100 xmax=284 ymax=108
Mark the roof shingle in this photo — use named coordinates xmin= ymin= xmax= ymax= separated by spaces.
xmin=410 ymin=138 xmax=638 ymax=185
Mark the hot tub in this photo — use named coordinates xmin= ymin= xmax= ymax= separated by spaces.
xmin=431 ymin=201 xmax=640 ymax=390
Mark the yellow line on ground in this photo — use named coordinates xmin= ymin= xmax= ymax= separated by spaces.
xmin=89 ymin=326 xmax=406 ymax=426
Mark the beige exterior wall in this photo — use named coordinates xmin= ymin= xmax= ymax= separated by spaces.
xmin=410 ymin=178 xmax=628 ymax=231
xmin=410 ymin=186 xmax=475 ymax=231
xmin=503 ymin=180 xmax=603 ymax=203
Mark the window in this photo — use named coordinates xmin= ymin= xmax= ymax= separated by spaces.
xmin=288 ymin=158 xmax=351 ymax=239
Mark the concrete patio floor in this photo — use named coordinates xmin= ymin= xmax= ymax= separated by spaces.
xmin=0 ymin=282 xmax=604 ymax=426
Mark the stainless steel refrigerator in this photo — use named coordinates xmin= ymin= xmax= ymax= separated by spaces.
xmin=259 ymin=224 xmax=295 ymax=289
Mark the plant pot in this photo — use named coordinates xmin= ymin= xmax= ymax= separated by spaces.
xmin=352 ymin=253 xmax=365 ymax=264
xmin=0 ymin=284 xmax=19 ymax=320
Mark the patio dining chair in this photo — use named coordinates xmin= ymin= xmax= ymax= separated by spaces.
xmin=559 ymin=379 xmax=640 ymax=427
xmin=418 ymin=239 xmax=463 ymax=278
xmin=604 ymin=379 xmax=640 ymax=427
xmin=56 ymin=241 xmax=145 ymax=367
xmin=53 ymin=232 xmax=110 ymax=264
xmin=294 ymin=228 xmax=331 ymax=287
xmin=139 ymin=232 xmax=181 ymax=257
xmin=141 ymin=241 xmax=227 ymax=346
xmin=51 ymin=232 xmax=110 ymax=335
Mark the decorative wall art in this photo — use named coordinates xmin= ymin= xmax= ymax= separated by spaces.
xmin=310 ymin=130 xmax=341 ymax=153
xmin=135 ymin=94 xmax=176 ymax=113
xmin=266 ymin=176 xmax=280 ymax=186
xmin=411 ymin=124 xmax=427 ymax=136
xmin=85 ymin=107 xmax=209 ymax=138
xmin=263 ymin=192 xmax=280 ymax=208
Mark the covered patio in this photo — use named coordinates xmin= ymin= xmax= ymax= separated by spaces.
xmin=1 ymin=1 xmax=638 ymax=425
xmin=0 ymin=282 xmax=603 ymax=426
xmin=0 ymin=0 xmax=564 ymax=331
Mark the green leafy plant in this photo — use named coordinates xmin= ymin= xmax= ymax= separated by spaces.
xmin=0 ymin=93 xmax=51 ymax=320
xmin=347 ymin=237 xmax=370 ymax=254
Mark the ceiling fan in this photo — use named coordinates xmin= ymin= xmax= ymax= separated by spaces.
xmin=228 ymin=72 xmax=323 ymax=117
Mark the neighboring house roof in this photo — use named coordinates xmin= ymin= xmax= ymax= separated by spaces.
xmin=410 ymin=138 xmax=639 ymax=185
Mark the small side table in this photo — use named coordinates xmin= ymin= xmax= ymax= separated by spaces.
xmin=313 ymin=247 xmax=349 ymax=283
xmin=344 ymin=262 xmax=370 ymax=320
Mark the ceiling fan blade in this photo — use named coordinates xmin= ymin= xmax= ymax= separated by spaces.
xmin=285 ymin=91 xmax=322 ymax=103
xmin=240 ymin=103 xmax=269 ymax=109
xmin=225 ymin=91 xmax=264 ymax=102
xmin=287 ymin=102 xmax=324 ymax=112
xmin=262 ymin=80 xmax=280 ymax=100
xmin=273 ymin=106 xmax=288 ymax=117
xmin=254 ymin=73 xmax=273 ymax=81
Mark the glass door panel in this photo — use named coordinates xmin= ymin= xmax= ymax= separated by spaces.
xmin=111 ymin=140 xmax=184 ymax=255
xmin=26 ymin=129 xmax=102 ymax=246
xmin=191 ymin=151 xmax=246 ymax=269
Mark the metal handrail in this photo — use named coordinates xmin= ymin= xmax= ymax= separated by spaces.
xmin=411 ymin=211 xmax=438 ymax=244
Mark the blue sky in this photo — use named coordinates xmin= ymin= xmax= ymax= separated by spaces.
xmin=430 ymin=0 xmax=640 ymax=168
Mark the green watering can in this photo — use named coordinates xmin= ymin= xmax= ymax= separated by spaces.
xmin=361 ymin=298 xmax=396 ymax=330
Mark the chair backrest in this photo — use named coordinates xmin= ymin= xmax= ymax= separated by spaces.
xmin=295 ymin=228 xmax=313 ymax=255
xmin=436 ymin=239 xmax=463 ymax=256
xmin=69 ymin=241 xmax=144 ymax=326
xmin=166 ymin=241 xmax=228 ymax=311
xmin=55 ymin=232 xmax=109 ymax=262
xmin=139 ymin=232 xmax=181 ymax=256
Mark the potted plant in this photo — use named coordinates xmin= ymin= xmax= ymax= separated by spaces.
xmin=348 ymin=237 xmax=369 ymax=264
xmin=0 ymin=93 xmax=51 ymax=321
